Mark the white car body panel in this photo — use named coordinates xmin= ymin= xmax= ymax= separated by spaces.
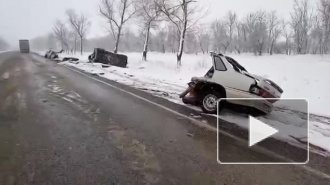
xmin=209 ymin=56 xmax=255 ymax=92
xmin=207 ymin=55 xmax=282 ymax=114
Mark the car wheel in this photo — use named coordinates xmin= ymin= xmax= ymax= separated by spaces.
xmin=200 ymin=91 xmax=224 ymax=114
xmin=182 ymin=97 xmax=190 ymax=104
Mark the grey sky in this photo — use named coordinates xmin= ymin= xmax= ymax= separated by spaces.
xmin=0 ymin=0 xmax=298 ymax=47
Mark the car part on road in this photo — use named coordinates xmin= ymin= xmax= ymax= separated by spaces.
xmin=88 ymin=48 xmax=128 ymax=68
xmin=62 ymin=57 xmax=79 ymax=62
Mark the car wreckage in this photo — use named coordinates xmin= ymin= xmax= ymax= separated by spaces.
xmin=180 ymin=52 xmax=283 ymax=115
xmin=44 ymin=49 xmax=64 ymax=60
xmin=88 ymin=48 xmax=128 ymax=68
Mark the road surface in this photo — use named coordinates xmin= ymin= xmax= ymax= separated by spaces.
xmin=0 ymin=51 xmax=329 ymax=184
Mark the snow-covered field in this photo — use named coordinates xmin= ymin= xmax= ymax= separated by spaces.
xmin=39 ymin=51 xmax=330 ymax=154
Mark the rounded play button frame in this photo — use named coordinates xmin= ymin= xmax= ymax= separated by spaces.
xmin=217 ymin=98 xmax=309 ymax=165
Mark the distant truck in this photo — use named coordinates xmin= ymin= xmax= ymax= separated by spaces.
xmin=19 ymin=40 xmax=30 ymax=53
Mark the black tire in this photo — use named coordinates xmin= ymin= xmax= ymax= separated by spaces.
xmin=200 ymin=91 xmax=225 ymax=114
xmin=182 ymin=97 xmax=190 ymax=105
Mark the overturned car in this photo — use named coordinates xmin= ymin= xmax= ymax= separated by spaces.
xmin=88 ymin=48 xmax=128 ymax=68
xmin=180 ymin=52 xmax=283 ymax=115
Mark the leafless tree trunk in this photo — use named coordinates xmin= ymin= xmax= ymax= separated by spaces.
xmin=137 ymin=0 xmax=161 ymax=61
xmin=196 ymin=27 xmax=210 ymax=54
xmin=99 ymin=0 xmax=138 ymax=54
xmin=143 ymin=25 xmax=151 ymax=60
xmin=267 ymin=11 xmax=282 ymax=55
xmin=66 ymin=9 xmax=91 ymax=55
xmin=283 ymin=22 xmax=293 ymax=55
xmin=243 ymin=11 xmax=268 ymax=55
xmin=53 ymin=20 xmax=70 ymax=52
xmin=211 ymin=20 xmax=227 ymax=53
xmin=225 ymin=11 xmax=237 ymax=52
xmin=74 ymin=34 xmax=78 ymax=54
xmin=158 ymin=0 xmax=205 ymax=66
xmin=290 ymin=0 xmax=313 ymax=54
xmin=318 ymin=0 xmax=330 ymax=54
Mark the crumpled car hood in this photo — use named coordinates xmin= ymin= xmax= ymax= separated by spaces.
xmin=243 ymin=72 xmax=284 ymax=94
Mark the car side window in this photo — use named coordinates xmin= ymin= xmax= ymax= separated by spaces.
xmin=214 ymin=56 xmax=227 ymax=71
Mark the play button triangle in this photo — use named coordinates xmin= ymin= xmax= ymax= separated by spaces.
xmin=249 ymin=116 xmax=279 ymax=147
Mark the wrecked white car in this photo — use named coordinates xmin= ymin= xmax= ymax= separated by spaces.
xmin=180 ymin=52 xmax=283 ymax=115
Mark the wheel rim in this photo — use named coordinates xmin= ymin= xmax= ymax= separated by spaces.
xmin=203 ymin=94 xmax=218 ymax=112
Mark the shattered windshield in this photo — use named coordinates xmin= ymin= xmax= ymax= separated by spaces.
xmin=225 ymin=56 xmax=248 ymax=72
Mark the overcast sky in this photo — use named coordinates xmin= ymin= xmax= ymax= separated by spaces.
xmin=0 ymin=0 xmax=299 ymax=47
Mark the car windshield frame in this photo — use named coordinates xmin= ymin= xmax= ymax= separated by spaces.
xmin=213 ymin=56 xmax=227 ymax=71
xmin=225 ymin=56 xmax=248 ymax=73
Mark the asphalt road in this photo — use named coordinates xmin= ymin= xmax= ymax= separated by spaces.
xmin=0 ymin=51 xmax=329 ymax=185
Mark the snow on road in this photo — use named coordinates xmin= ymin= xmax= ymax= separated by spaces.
xmin=39 ymin=51 xmax=330 ymax=154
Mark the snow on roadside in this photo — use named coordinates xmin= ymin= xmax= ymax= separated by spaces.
xmin=58 ymin=52 xmax=330 ymax=116
xmin=41 ymin=51 xmax=330 ymax=153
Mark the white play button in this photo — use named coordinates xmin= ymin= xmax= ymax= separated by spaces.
xmin=249 ymin=116 xmax=279 ymax=147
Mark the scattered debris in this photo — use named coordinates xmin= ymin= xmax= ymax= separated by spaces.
xmin=102 ymin=64 xmax=111 ymax=68
xmin=63 ymin=57 xmax=79 ymax=62
xmin=69 ymin=61 xmax=79 ymax=64
xmin=162 ymin=92 xmax=169 ymax=97
xmin=44 ymin=49 xmax=64 ymax=60
xmin=91 ymin=73 xmax=105 ymax=76
xmin=190 ymin=113 xmax=202 ymax=119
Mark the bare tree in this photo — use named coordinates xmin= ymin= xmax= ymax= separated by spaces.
xmin=185 ymin=30 xmax=199 ymax=54
xmin=225 ymin=11 xmax=237 ymax=52
xmin=166 ymin=25 xmax=180 ymax=53
xmin=283 ymin=22 xmax=293 ymax=55
xmin=137 ymin=0 xmax=162 ymax=61
xmin=290 ymin=0 xmax=313 ymax=54
xmin=196 ymin=27 xmax=211 ymax=54
xmin=267 ymin=11 xmax=283 ymax=55
xmin=66 ymin=9 xmax=91 ymax=55
xmin=317 ymin=0 xmax=330 ymax=54
xmin=211 ymin=20 xmax=230 ymax=53
xmin=99 ymin=0 xmax=138 ymax=54
xmin=68 ymin=31 xmax=79 ymax=54
xmin=243 ymin=11 xmax=268 ymax=55
xmin=53 ymin=20 xmax=70 ymax=52
xmin=267 ymin=11 xmax=282 ymax=55
xmin=235 ymin=21 xmax=248 ymax=53
xmin=158 ymin=0 xmax=205 ymax=66
xmin=309 ymin=15 xmax=324 ymax=53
